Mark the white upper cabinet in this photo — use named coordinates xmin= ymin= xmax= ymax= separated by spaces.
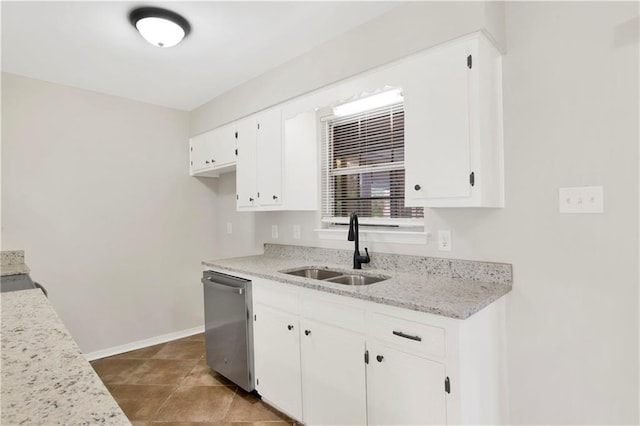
xmin=236 ymin=107 xmax=318 ymax=212
xmin=189 ymin=132 xmax=211 ymax=174
xmin=281 ymin=111 xmax=318 ymax=211
xmin=236 ymin=108 xmax=283 ymax=210
xmin=236 ymin=116 xmax=259 ymax=208
xmin=256 ymin=108 xmax=283 ymax=207
xmin=404 ymin=33 xmax=504 ymax=207
xmin=189 ymin=124 xmax=237 ymax=177
xmin=190 ymin=32 xmax=503 ymax=207
xmin=212 ymin=123 xmax=239 ymax=168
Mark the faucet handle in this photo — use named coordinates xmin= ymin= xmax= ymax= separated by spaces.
xmin=363 ymin=247 xmax=371 ymax=263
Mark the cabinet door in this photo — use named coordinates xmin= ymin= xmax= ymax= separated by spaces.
xmin=210 ymin=124 xmax=237 ymax=167
xmin=283 ymin=111 xmax=318 ymax=210
xmin=253 ymin=304 xmax=303 ymax=420
xmin=236 ymin=117 xmax=258 ymax=208
xmin=300 ymin=319 xmax=367 ymax=425
xmin=404 ymin=40 xmax=473 ymax=204
xmin=256 ymin=108 xmax=283 ymax=207
xmin=366 ymin=342 xmax=446 ymax=425
xmin=189 ymin=133 xmax=211 ymax=173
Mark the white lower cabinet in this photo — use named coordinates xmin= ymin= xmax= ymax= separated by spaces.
xmin=253 ymin=303 xmax=303 ymax=420
xmin=250 ymin=276 xmax=507 ymax=425
xmin=300 ymin=318 xmax=367 ymax=425
xmin=366 ymin=341 xmax=446 ymax=425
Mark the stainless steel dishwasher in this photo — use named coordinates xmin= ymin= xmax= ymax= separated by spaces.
xmin=202 ymin=270 xmax=254 ymax=392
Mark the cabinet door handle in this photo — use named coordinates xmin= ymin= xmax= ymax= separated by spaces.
xmin=414 ymin=184 xmax=421 ymax=191
xmin=392 ymin=330 xmax=422 ymax=342
xmin=376 ymin=355 xmax=384 ymax=362
xmin=287 ymin=325 xmax=294 ymax=331
xmin=249 ymin=198 xmax=254 ymax=202
xmin=211 ymin=159 xmax=216 ymax=163
xmin=205 ymin=160 xmax=210 ymax=164
xmin=304 ymin=330 xmax=311 ymax=336
xmin=272 ymin=195 xmax=278 ymax=200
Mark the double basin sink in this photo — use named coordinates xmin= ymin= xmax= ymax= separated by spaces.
xmin=282 ymin=267 xmax=389 ymax=286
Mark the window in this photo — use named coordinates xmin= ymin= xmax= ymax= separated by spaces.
xmin=321 ymin=102 xmax=424 ymax=227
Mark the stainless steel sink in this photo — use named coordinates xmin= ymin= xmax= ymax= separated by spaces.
xmin=281 ymin=267 xmax=388 ymax=286
xmin=324 ymin=274 xmax=387 ymax=286
xmin=285 ymin=268 xmax=343 ymax=280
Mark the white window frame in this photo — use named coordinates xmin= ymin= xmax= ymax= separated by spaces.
xmin=317 ymin=102 xmax=426 ymax=243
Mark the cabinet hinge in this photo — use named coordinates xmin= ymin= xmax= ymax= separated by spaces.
xmin=236 ymin=194 xmax=239 ymax=200
xmin=190 ymin=147 xmax=193 ymax=152
xmin=364 ymin=350 xmax=369 ymax=364
xmin=254 ymin=314 xmax=256 ymax=321
xmin=190 ymin=161 xmax=193 ymax=166
xmin=467 ymin=55 xmax=472 ymax=69
xmin=469 ymin=171 xmax=475 ymax=187
xmin=445 ymin=377 xmax=451 ymax=394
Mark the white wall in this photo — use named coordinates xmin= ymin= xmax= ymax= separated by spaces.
xmin=191 ymin=2 xmax=639 ymax=424
xmin=1 ymin=73 xmax=218 ymax=353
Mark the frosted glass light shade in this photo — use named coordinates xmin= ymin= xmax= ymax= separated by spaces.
xmin=129 ymin=7 xmax=191 ymax=48
xmin=136 ymin=17 xmax=185 ymax=48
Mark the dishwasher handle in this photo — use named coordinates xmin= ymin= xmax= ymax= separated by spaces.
xmin=202 ymin=277 xmax=244 ymax=295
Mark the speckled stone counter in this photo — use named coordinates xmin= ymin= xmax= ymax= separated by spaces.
xmin=203 ymin=244 xmax=512 ymax=319
xmin=1 ymin=250 xmax=30 ymax=276
xmin=1 ymin=289 xmax=130 ymax=425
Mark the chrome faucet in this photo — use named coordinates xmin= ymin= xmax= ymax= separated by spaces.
xmin=347 ymin=212 xmax=370 ymax=270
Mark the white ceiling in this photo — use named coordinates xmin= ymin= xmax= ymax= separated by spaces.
xmin=1 ymin=1 xmax=398 ymax=111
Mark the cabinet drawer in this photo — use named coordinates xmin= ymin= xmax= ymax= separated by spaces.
xmin=368 ymin=312 xmax=445 ymax=359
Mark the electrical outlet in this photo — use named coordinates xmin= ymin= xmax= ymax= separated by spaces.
xmin=226 ymin=222 xmax=233 ymax=234
xmin=438 ymin=230 xmax=451 ymax=251
xmin=559 ymin=186 xmax=604 ymax=213
xmin=293 ymin=225 xmax=301 ymax=240
xmin=271 ymin=225 xmax=279 ymax=239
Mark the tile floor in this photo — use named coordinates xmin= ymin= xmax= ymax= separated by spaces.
xmin=90 ymin=333 xmax=295 ymax=426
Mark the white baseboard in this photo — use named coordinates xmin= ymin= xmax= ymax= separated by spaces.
xmin=84 ymin=325 xmax=205 ymax=361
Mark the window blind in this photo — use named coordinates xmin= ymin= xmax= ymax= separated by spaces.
xmin=321 ymin=102 xmax=424 ymax=226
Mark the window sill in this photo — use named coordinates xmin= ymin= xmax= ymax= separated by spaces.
xmin=314 ymin=228 xmax=430 ymax=245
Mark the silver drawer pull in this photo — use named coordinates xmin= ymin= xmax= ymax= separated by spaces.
xmin=393 ymin=330 xmax=422 ymax=342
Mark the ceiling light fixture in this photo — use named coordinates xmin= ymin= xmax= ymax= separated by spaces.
xmin=129 ymin=7 xmax=191 ymax=48
xmin=332 ymin=89 xmax=404 ymax=117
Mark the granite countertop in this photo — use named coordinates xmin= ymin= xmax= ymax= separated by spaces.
xmin=1 ymin=289 xmax=130 ymax=425
xmin=203 ymin=244 xmax=512 ymax=320
xmin=1 ymin=250 xmax=30 ymax=277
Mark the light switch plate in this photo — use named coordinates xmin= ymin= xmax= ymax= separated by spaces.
xmin=293 ymin=225 xmax=301 ymax=240
xmin=559 ymin=186 xmax=604 ymax=213
xmin=271 ymin=225 xmax=279 ymax=239
xmin=226 ymin=222 xmax=233 ymax=234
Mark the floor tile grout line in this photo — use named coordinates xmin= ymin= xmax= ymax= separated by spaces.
xmin=221 ymin=385 xmax=240 ymax=423
xmin=148 ymin=355 xmax=203 ymax=422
